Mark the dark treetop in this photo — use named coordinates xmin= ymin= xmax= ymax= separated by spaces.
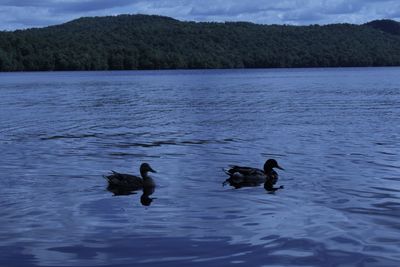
xmin=1 ymin=15 xmax=400 ymax=71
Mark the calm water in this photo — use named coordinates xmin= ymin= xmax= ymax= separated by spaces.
xmin=0 ymin=68 xmax=399 ymax=266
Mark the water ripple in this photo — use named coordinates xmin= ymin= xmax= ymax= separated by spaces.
xmin=1 ymin=68 xmax=400 ymax=266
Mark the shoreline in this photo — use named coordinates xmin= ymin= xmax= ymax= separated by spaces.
xmin=1 ymin=65 xmax=400 ymax=74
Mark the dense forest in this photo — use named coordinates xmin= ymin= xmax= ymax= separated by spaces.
xmin=1 ymin=14 xmax=400 ymax=71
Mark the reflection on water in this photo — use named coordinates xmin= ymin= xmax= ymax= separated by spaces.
xmin=0 ymin=68 xmax=400 ymax=266
xmin=141 ymin=186 xmax=155 ymax=206
xmin=107 ymin=184 xmax=156 ymax=206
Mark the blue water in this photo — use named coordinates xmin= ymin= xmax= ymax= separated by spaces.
xmin=0 ymin=68 xmax=399 ymax=266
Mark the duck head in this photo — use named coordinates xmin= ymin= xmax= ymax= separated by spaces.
xmin=140 ymin=163 xmax=157 ymax=177
xmin=264 ymin=159 xmax=284 ymax=172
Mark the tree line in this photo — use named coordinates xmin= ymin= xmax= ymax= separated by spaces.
xmin=1 ymin=15 xmax=400 ymax=71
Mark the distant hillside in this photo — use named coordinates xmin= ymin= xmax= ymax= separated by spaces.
xmin=364 ymin=19 xmax=400 ymax=36
xmin=1 ymin=14 xmax=400 ymax=71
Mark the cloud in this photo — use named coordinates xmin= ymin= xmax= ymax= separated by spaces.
xmin=52 ymin=0 xmax=137 ymax=13
xmin=189 ymin=1 xmax=292 ymax=17
xmin=0 ymin=0 xmax=51 ymax=7
xmin=0 ymin=0 xmax=399 ymax=30
xmin=322 ymin=0 xmax=364 ymax=15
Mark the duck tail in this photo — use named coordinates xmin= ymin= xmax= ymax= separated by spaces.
xmin=222 ymin=167 xmax=231 ymax=176
xmin=222 ymin=168 xmax=231 ymax=187
xmin=103 ymin=170 xmax=116 ymax=182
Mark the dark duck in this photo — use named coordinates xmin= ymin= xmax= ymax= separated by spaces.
xmin=223 ymin=159 xmax=284 ymax=191
xmin=105 ymin=163 xmax=156 ymax=192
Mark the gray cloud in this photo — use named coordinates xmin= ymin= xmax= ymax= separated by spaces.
xmin=0 ymin=0 xmax=52 ymax=7
xmin=189 ymin=1 xmax=293 ymax=17
xmin=322 ymin=1 xmax=364 ymax=15
xmin=0 ymin=0 xmax=138 ymax=12
xmin=52 ymin=0 xmax=137 ymax=13
xmin=0 ymin=0 xmax=398 ymax=30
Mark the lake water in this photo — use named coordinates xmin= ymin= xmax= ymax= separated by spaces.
xmin=0 ymin=68 xmax=399 ymax=266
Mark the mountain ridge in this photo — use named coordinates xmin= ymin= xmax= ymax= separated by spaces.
xmin=1 ymin=14 xmax=400 ymax=71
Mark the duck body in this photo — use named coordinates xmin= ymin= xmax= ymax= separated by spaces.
xmin=223 ymin=165 xmax=266 ymax=188
xmin=106 ymin=171 xmax=145 ymax=189
xmin=223 ymin=159 xmax=284 ymax=190
xmin=105 ymin=163 xmax=156 ymax=192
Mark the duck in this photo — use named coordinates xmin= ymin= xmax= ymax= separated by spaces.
xmin=223 ymin=159 xmax=284 ymax=190
xmin=105 ymin=163 xmax=156 ymax=190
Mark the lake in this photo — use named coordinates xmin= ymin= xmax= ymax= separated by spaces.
xmin=0 ymin=68 xmax=399 ymax=266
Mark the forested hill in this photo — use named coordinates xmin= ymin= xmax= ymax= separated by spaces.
xmin=365 ymin=19 xmax=400 ymax=36
xmin=1 ymin=14 xmax=400 ymax=71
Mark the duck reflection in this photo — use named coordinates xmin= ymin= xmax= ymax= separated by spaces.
xmin=106 ymin=184 xmax=139 ymax=196
xmin=140 ymin=186 xmax=155 ymax=206
xmin=107 ymin=184 xmax=156 ymax=206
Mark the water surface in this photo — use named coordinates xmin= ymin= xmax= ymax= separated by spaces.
xmin=0 ymin=68 xmax=399 ymax=266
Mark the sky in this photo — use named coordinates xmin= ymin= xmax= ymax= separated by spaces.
xmin=0 ymin=0 xmax=399 ymax=30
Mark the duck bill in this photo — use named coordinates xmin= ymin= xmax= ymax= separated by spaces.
xmin=277 ymin=165 xmax=284 ymax=170
xmin=149 ymin=167 xmax=157 ymax=173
